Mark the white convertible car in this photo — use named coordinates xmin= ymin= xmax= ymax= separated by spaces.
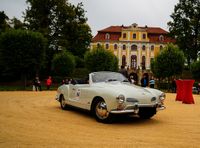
xmin=56 ymin=71 xmax=166 ymax=123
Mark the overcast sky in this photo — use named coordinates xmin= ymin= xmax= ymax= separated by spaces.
xmin=0 ymin=0 xmax=179 ymax=36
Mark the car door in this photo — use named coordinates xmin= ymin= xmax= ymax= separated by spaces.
xmin=68 ymin=83 xmax=91 ymax=109
xmin=77 ymin=84 xmax=92 ymax=109
xmin=69 ymin=84 xmax=80 ymax=104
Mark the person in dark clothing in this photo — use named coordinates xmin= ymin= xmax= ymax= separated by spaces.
xmin=33 ymin=76 xmax=42 ymax=91
xmin=171 ymin=78 xmax=176 ymax=93
xmin=119 ymin=65 xmax=128 ymax=78
xmin=141 ymin=75 xmax=147 ymax=87
xmin=197 ymin=82 xmax=200 ymax=94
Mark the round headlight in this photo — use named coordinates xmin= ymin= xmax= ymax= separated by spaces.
xmin=159 ymin=93 xmax=166 ymax=101
xmin=159 ymin=93 xmax=166 ymax=105
xmin=117 ymin=95 xmax=125 ymax=104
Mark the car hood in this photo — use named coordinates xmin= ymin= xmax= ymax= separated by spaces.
xmin=93 ymin=81 xmax=162 ymax=102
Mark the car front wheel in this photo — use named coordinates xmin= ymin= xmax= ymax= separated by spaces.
xmin=94 ymin=99 xmax=112 ymax=123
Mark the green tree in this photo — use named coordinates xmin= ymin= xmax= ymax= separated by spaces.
xmin=24 ymin=0 xmax=92 ymax=57
xmin=10 ymin=17 xmax=25 ymax=29
xmin=0 ymin=11 xmax=10 ymax=32
xmin=151 ymin=44 xmax=185 ymax=79
xmin=0 ymin=30 xmax=47 ymax=86
xmin=168 ymin=0 xmax=200 ymax=66
xmin=52 ymin=51 xmax=76 ymax=77
xmin=191 ymin=60 xmax=200 ymax=79
xmin=84 ymin=46 xmax=118 ymax=72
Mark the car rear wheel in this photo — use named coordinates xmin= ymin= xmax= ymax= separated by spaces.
xmin=138 ymin=107 xmax=156 ymax=119
xmin=60 ymin=95 xmax=68 ymax=110
xmin=94 ymin=99 xmax=112 ymax=123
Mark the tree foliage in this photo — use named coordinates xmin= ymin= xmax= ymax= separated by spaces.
xmin=151 ymin=44 xmax=185 ymax=79
xmin=0 ymin=29 xmax=47 ymax=83
xmin=0 ymin=11 xmax=25 ymax=32
xmin=24 ymin=0 xmax=92 ymax=57
xmin=168 ymin=0 xmax=200 ymax=65
xmin=10 ymin=17 xmax=25 ymax=30
xmin=52 ymin=51 xmax=76 ymax=76
xmin=84 ymin=46 xmax=118 ymax=72
xmin=0 ymin=11 xmax=10 ymax=32
xmin=191 ymin=60 xmax=200 ymax=79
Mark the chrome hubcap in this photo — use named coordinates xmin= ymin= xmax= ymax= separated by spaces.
xmin=96 ymin=101 xmax=109 ymax=119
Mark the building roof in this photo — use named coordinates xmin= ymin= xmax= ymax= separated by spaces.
xmin=98 ymin=26 xmax=122 ymax=33
xmin=146 ymin=27 xmax=168 ymax=34
xmin=98 ymin=25 xmax=168 ymax=34
xmin=92 ymin=25 xmax=175 ymax=43
xmin=92 ymin=33 xmax=121 ymax=42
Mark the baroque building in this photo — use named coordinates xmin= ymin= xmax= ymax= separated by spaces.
xmin=91 ymin=23 xmax=175 ymax=71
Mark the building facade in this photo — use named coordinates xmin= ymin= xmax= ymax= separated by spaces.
xmin=91 ymin=23 xmax=175 ymax=71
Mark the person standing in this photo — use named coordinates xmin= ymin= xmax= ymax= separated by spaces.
xmin=46 ymin=76 xmax=52 ymax=90
xmin=141 ymin=75 xmax=147 ymax=87
xmin=119 ymin=65 xmax=128 ymax=78
xmin=32 ymin=77 xmax=37 ymax=91
xmin=129 ymin=75 xmax=135 ymax=84
xmin=33 ymin=76 xmax=42 ymax=91
xmin=149 ymin=77 xmax=155 ymax=88
xmin=171 ymin=78 xmax=176 ymax=93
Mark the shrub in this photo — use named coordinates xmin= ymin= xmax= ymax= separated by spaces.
xmin=84 ymin=46 xmax=118 ymax=72
xmin=151 ymin=44 xmax=185 ymax=79
xmin=52 ymin=51 xmax=75 ymax=77
xmin=191 ymin=60 xmax=200 ymax=79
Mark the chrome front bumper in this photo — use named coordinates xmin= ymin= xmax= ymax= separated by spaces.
xmin=110 ymin=103 xmax=165 ymax=114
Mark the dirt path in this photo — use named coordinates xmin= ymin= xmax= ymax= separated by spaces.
xmin=0 ymin=91 xmax=200 ymax=148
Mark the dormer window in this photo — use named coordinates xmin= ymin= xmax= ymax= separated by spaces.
xmin=159 ymin=35 xmax=164 ymax=41
xmin=105 ymin=33 xmax=110 ymax=40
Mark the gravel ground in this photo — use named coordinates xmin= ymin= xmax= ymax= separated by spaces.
xmin=0 ymin=91 xmax=200 ymax=148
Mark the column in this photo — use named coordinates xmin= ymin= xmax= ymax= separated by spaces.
xmin=146 ymin=44 xmax=150 ymax=69
xmin=138 ymin=43 xmax=141 ymax=69
xmin=118 ymin=43 xmax=122 ymax=66
xmin=127 ymin=43 xmax=130 ymax=67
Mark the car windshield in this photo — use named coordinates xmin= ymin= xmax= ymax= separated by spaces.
xmin=91 ymin=72 xmax=129 ymax=83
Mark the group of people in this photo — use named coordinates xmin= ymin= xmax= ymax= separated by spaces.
xmin=119 ymin=65 xmax=155 ymax=88
xmin=62 ymin=78 xmax=76 ymax=85
xmin=33 ymin=76 xmax=52 ymax=91
xmin=140 ymin=75 xmax=155 ymax=88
